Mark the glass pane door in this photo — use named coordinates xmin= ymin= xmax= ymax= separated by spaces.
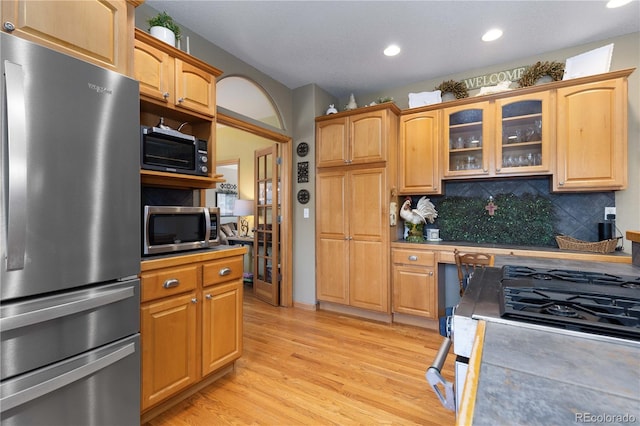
xmin=253 ymin=144 xmax=280 ymax=306
xmin=447 ymin=108 xmax=485 ymax=174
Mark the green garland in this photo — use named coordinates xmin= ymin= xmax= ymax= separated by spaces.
xmin=435 ymin=193 xmax=556 ymax=246
xmin=517 ymin=61 xmax=564 ymax=88
xmin=435 ymin=80 xmax=469 ymax=99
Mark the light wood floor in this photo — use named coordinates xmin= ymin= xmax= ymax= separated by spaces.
xmin=144 ymin=288 xmax=457 ymax=425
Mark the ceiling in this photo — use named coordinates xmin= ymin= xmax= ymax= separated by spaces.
xmin=145 ymin=1 xmax=640 ymax=99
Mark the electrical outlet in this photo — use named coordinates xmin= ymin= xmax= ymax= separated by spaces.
xmin=604 ymin=207 xmax=616 ymax=220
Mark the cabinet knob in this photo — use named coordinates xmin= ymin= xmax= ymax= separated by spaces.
xmin=219 ymin=267 xmax=232 ymax=276
xmin=429 ymin=271 xmax=434 ymax=276
xmin=559 ymin=181 xmax=564 ymax=186
xmin=191 ymin=298 xmax=198 ymax=304
xmin=162 ymin=92 xmax=170 ymax=99
xmin=178 ymin=97 xmax=185 ymax=103
xmin=408 ymin=255 xmax=418 ymax=261
xmin=496 ymin=167 xmax=501 ymax=172
xmin=163 ymin=278 xmax=179 ymax=289
xmin=205 ymin=294 xmax=212 ymax=300
xmin=3 ymin=21 xmax=16 ymax=32
xmin=483 ymin=168 xmax=488 ymax=173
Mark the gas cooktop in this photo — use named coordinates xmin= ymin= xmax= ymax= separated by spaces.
xmin=499 ymin=265 xmax=640 ymax=341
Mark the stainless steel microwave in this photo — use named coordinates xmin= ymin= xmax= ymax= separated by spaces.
xmin=140 ymin=126 xmax=209 ymax=176
xmin=143 ymin=206 xmax=220 ymax=256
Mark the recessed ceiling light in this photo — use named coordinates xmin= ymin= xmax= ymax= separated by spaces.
xmin=482 ymin=28 xmax=503 ymax=42
xmin=384 ymin=44 xmax=401 ymax=57
xmin=606 ymin=0 xmax=632 ymax=8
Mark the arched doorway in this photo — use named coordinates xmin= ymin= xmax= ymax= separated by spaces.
xmin=213 ymin=77 xmax=292 ymax=307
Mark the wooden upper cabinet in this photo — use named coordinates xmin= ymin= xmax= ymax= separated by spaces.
xmin=316 ymin=117 xmax=348 ymax=167
xmin=399 ymin=110 xmax=441 ymax=194
xmin=443 ymin=101 xmax=493 ymax=178
xmin=134 ymin=37 xmax=174 ymax=105
xmin=554 ymin=76 xmax=628 ymax=192
xmin=495 ymin=92 xmax=553 ymax=176
xmin=316 ymin=104 xmax=399 ymax=168
xmin=175 ymin=59 xmax=217 ymax=117
xmin=134 ymin=29 xmax=221 ymax=118
xmin=1 ymin=0 xmax=137 ymax=75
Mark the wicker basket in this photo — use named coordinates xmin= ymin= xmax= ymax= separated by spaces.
xmin=555 ymin=235 xmax=620 ymax=254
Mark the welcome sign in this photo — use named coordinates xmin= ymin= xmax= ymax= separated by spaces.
xmin=463 ymin=66 xmax=527 ymax=90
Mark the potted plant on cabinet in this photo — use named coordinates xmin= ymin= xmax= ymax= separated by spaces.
xmin=147 ymin=11 xmax=181 ymax=47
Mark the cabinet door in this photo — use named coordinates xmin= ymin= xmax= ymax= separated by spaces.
xmin=202 ymin=281 xmax=243 ymax=375
xmin=316 ymin=171 xmax=349 ymax=303
xmin=350 ymin=109 xmax=387 ymax=165
xmin=1 ymin=0 xmax=131 ymax=74
xmin=554 ymin=78 xmax=627 ymax=191
xmin=495 ymin=92 xmax=552 ymax=175
xmin=174 ymin=59 xmax=216 ymax=117
xmin=399 ymin=111 xmax=441 ymax=194
xmin=392 ymin=264 xmax=436 ymax=318
xmin=134 ymin=38 xmax=173 ymax=105
xmin=316 ymin=117 xmax=348 ymax=167
xmin=141 ymin=292 xmax=198 ymax=410
xmin=443 ymin=102 xmax=492 ymax=177
xmin=349 ymin=168 xmax=389 ymax=313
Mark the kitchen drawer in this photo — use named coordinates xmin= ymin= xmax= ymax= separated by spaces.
xmin=140 ymin=265 xmax=199 ymax=302
xmin=202 ymin=257 xmax=243 ymax=287
xmin=392 ymin=249 xmax=435 ymax=267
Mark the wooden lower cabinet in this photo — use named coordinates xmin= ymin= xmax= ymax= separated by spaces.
xmin=140 ymin=249 xmax=245 ymax=415
xmin=392 ymin=248 xmax=438 ymax=319
xmin=141 ymin=292 xmax=198 ymax=410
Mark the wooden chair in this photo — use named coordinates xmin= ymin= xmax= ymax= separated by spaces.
xmin=454 ymin=249 xmax=495 ymax=296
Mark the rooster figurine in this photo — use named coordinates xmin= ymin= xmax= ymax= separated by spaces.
xmin=400 ymin=196 xmax=438 ymax=224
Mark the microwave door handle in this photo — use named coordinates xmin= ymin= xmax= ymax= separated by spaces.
xmin=4 ymin=60 xmax=28 ymax=271
xmin=425 ymin=336 xmax=455 ymax=411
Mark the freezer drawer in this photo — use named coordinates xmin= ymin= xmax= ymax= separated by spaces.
xmin=0 ymin=334 xmax=140 ymax=426
xmin=0 ymin=279 xmax=140 ymax=380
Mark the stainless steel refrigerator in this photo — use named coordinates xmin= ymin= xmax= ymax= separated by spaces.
xmin=0 ymin=33 xmax=141 ymax=425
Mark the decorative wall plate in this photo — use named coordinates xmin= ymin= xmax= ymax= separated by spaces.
xmin=296 ymin=142 xmax=309 ymax=157
xmin=297 ymin=161 xmax=309 ymax=183
xmin=297 ymin=189 xmax=310 ymax=204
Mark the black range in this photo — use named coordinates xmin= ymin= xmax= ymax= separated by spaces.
xmin=499 ymin=265 xmax=640 ymax=341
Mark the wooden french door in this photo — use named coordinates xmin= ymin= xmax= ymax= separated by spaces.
xmin=253 ymin=144 xmax=280 ymax=305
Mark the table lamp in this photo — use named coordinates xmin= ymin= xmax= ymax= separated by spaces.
xmin=233 ymin=199 xmax=254 ymax=237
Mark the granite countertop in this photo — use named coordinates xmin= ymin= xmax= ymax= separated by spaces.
xmin=465 ymin=322 xmax=640 ymax=426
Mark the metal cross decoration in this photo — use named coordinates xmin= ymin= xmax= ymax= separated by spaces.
xmin=485 ymin=196 xmax=498 ymax=216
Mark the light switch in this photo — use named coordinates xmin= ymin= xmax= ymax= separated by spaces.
xmin=303 ymin=208 xmax=309 ymax=219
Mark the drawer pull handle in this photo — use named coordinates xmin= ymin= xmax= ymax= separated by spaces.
xmin=163 ymin=279 xmax=179 ymax=289
xmin=408 ymin=255 xmax=418 ymax=261
xmin=219 ymin=267 xmax=232 ymax=276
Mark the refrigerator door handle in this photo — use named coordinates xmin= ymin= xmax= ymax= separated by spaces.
xmin=0 ymin=341 xmax=135 ymax=412
xmin=4 ymin=60 xmax=28 ymax=271
xmin=0 ymin=285 xmax=136 ymax=331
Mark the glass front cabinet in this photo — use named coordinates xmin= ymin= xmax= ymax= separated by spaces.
xmin=495 ymin=92 xmax=551 ymax=175
xmin=443 ymin=102 xmax=491 ymax=177
xmin=443 ymin=93 xmax=551 ymax=178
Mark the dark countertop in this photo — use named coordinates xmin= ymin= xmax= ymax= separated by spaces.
xmin=457 ymin=266 xmax=640 ymax=425
xmin=468 ymin=322 xmax=640 ymax=426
